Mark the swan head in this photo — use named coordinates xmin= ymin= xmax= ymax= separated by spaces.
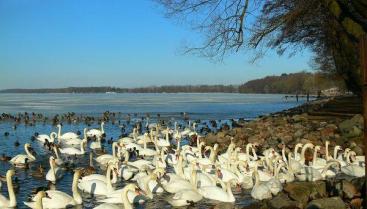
xmin=325 ymin=140 xmax=330 ymax=146
xmin=57 ymin=124 xmax=62 ymax=128
xmin=334 ymin=145 xmax=342 ymax=152
xmin=213 ymin=143 xmax=219 ymax=150
xmin=314 ymin=145 xmax=321 ymax=151
xmin=295 ymin=143 xmax=303 ymax=149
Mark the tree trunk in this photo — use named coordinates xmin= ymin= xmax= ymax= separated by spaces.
xmin=360 ymin=34 xmax=367 ymax=207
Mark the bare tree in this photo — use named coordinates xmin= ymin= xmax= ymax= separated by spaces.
xmin=155 ymin=0 xmax=367 ymax=93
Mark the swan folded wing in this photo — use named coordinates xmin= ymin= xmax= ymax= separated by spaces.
xmin=0 ymin=194 xmax=10 ymax=207
xmin=40 ymin=191 xmax=74 ymax=208
xmin=10 ymin=155 xmax=27 ymax=164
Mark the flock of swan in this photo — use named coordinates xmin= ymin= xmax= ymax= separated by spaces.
xmin=0 ymin=121 xmax=365 ymax=209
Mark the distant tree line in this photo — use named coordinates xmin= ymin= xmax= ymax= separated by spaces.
xmin=1 ymin=72 xmax=346 ymax=94
xmin=238 ymin=72 xmax=346 ymax=94
xmin=0 ymin=85 xmax=239 ymax=93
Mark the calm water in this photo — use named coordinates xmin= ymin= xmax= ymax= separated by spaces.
xmin=0 ymin=93 xmax=306 ymax=209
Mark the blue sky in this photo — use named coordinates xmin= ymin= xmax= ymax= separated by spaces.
xmin=0 ymin=0 xmax=312 ymax=89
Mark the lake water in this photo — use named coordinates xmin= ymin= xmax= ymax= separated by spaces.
xmin=0 ymin=93 xmax=306 ymax=209
xmin=0 ymin=93 xmax=305 ymax=120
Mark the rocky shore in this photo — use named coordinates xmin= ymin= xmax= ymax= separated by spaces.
xmin=203 ymin=96 xmax=365 ymax=209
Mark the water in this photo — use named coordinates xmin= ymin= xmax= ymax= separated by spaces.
xmin=0 ymin=93 xmax=305 ymax=120
xmin=0 ymin=93 xmax=306 ymax=208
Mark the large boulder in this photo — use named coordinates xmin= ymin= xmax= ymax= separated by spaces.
xmin=338 ymin=114 xmax=363 ymax=138
xmin=306 ymin=197 xmax=346 ymax=209
xmin=284 ymin=181 xmax=327 ymax=207
xmin=269 ymin=193 xmax=301 ymax=209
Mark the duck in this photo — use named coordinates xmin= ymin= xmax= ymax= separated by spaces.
xmin=0 ymin=153 xmax=11 ymax=161
xmin=57 ymin=124 xmax=79 ymax=140
xmin=80 ymin=152 xmax=96 ymax=177
xmin=86 ymin=122 xmax=105 ymax=138
xmin=31 ymin=170 xmax=82 ymax=208
xmin=30 ymin=165 xmax=45 ymax=179
xmin=45 ymin=156 xmax=64 ymax=184
xmin=36 ymin=132 xmax=57 ymax=144
xmin=0 ymin=170 xmax=17 ymax=208
xmin=93 ymin=184 xmax=141 ymax=209
xmin=10 ymin=143 xmax=36 ymax=167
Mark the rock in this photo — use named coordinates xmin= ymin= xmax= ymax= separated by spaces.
xmin=269 ymin=193 xmax=300 ymax=209
xmin=340 ymin=180 xmax=359 ymax=199
xmin=339 ymin=114 xmax=363 ymax=138
xmin=306 ymin=197 xmax=346 ymax=209
xmin=294 ymin=129 xmax=303 ymax=138
xmin=284 ymin=182 xmax=327 ymax=206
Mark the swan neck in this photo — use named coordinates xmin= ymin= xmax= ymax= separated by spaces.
xmin=58 ymin=125 xmax=61 ymax=138
xmin=333 ymin=147 xmax=338 ymax=160
xmin=25 ymin=145 xmax=35 ymax=160
xmin=72 ymin=172 xmax=82 ymax=204
xmin=312 ymin=149 xmax=318 ymax=165
xmin=101 ymin=123 xmax=104 ymax=134
xmin=122 ymin=187 xmax=133 ymax=209
xmin=7 ymin=173 xmax=16 ymax=207
xmin=325 ymin=142 xmax=330 ymax=160
xmin=53 ymin=146 xmax=60 ymax=159
xmin=106 ymin=166 xmax=113 ymax=192
xmin=112 ymin=143 xmax=116 ymax=157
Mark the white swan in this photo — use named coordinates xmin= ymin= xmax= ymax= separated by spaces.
xmin=341 ymin=151 xmax=365 ymax=177
xmin=57 ymin=124 xmax=79 ymax=140
xmin=24 ymin=191 xmax=48 ymax=209
xmin=78 ymin=164 xmax=116 ymax=195
xmin=10 ymin=143 xmax=36 ymax=167
xmin=94 ymin=184 xmax=140 ymax=209
xmin=59 ymin=139 xmax=86 ymax=155
xmin=46 ymin=156 xmax=64 ymax=183
xmin=59 ymin=128 xmax=87 ymax=146
xmin=32 ymin=170 xmax=82 ymax=208
xmin=198 ymin=178 xmax=235 ymax=203
xmin=0 ymin=170 xmax=16 ymax=208
xmin=251 ymin=164 xmax=272 ymax=200
xmin=36 ymin=132 xmax=57 ymax=143
xmin=87 ymin=122 xmax=105 ymax=138
xmin=95 ymin=142 xmax=119 ymax=166
xmin=90 ymin=137 xmax=102 ymax=150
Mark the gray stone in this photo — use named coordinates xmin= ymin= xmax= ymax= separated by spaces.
xmin=269 ymin=193 xmax=300 ymax=209
xmin=306 ymin=197 xmax=346 ymax=209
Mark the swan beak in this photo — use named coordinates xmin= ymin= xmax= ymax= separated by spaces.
xmin=135 ymin=188 xmax=145 ymax=196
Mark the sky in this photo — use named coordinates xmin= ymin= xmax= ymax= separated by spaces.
xmin=0 ymin=0 xmax=313 ymax=89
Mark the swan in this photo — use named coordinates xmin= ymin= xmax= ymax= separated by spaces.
xmin=81 ymin=161 xmax=119 ymax=184
xmin=36 ymin=132 xmax=57 ymax=143
xmin=296 ymin=161 xmax=340 ymax=181
xmin=24 ymin=191 xmax=48 ymax=209
xmin=52 ymin=146 xmax=64 ymax=166
xmin=59 ymin=139 xmax=86 ymax=155
xmin=59 ymin=128 xmax=87 ymax=146
xmin=46 ymin=156 xmax=64 ymax=183
xmin=198 ymin=178 xmax=236 ymax=203
xmin=251 ymin=164 xmax=272 ymax=200
xmin=78 ymin=164 xmax=116 ymax=195
xmin=155 ymin=129 xmax=170 ymax=147
xmin=288 ymin=143 xmax=314 ymax=173
xmin=0 ymin=170 xmax=16 ymax=208
xmin=310 ymin=145 xmax=327 ymax=170
xmin=160 ymin=168 xmax=196 ymax=194
xmin=95 ymin=142 xmax=119 ymax=166
xmin=90 ymin=137 xmax=102 ymax=150
xmin=94 ymin=184 xmax=141 ymax=209
xmin=341 ymin=151 xmax=365 ymax=177
xmin=138 ymin=135 xmax=158 ymax=157
xmin=87 ymin=122 xmax=105 ymax=138
xmin=265 ymin=163 xmax=283 ymax=195
xmin=166 ymin=169 xmax=203 ymax=207
xmin=57 ymin=124 xmax=79 ymax=140
xmin=10 ymin=143 xmax=36 ymax=167
xmin=32 ymin=170 xmax=82 ymax=208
